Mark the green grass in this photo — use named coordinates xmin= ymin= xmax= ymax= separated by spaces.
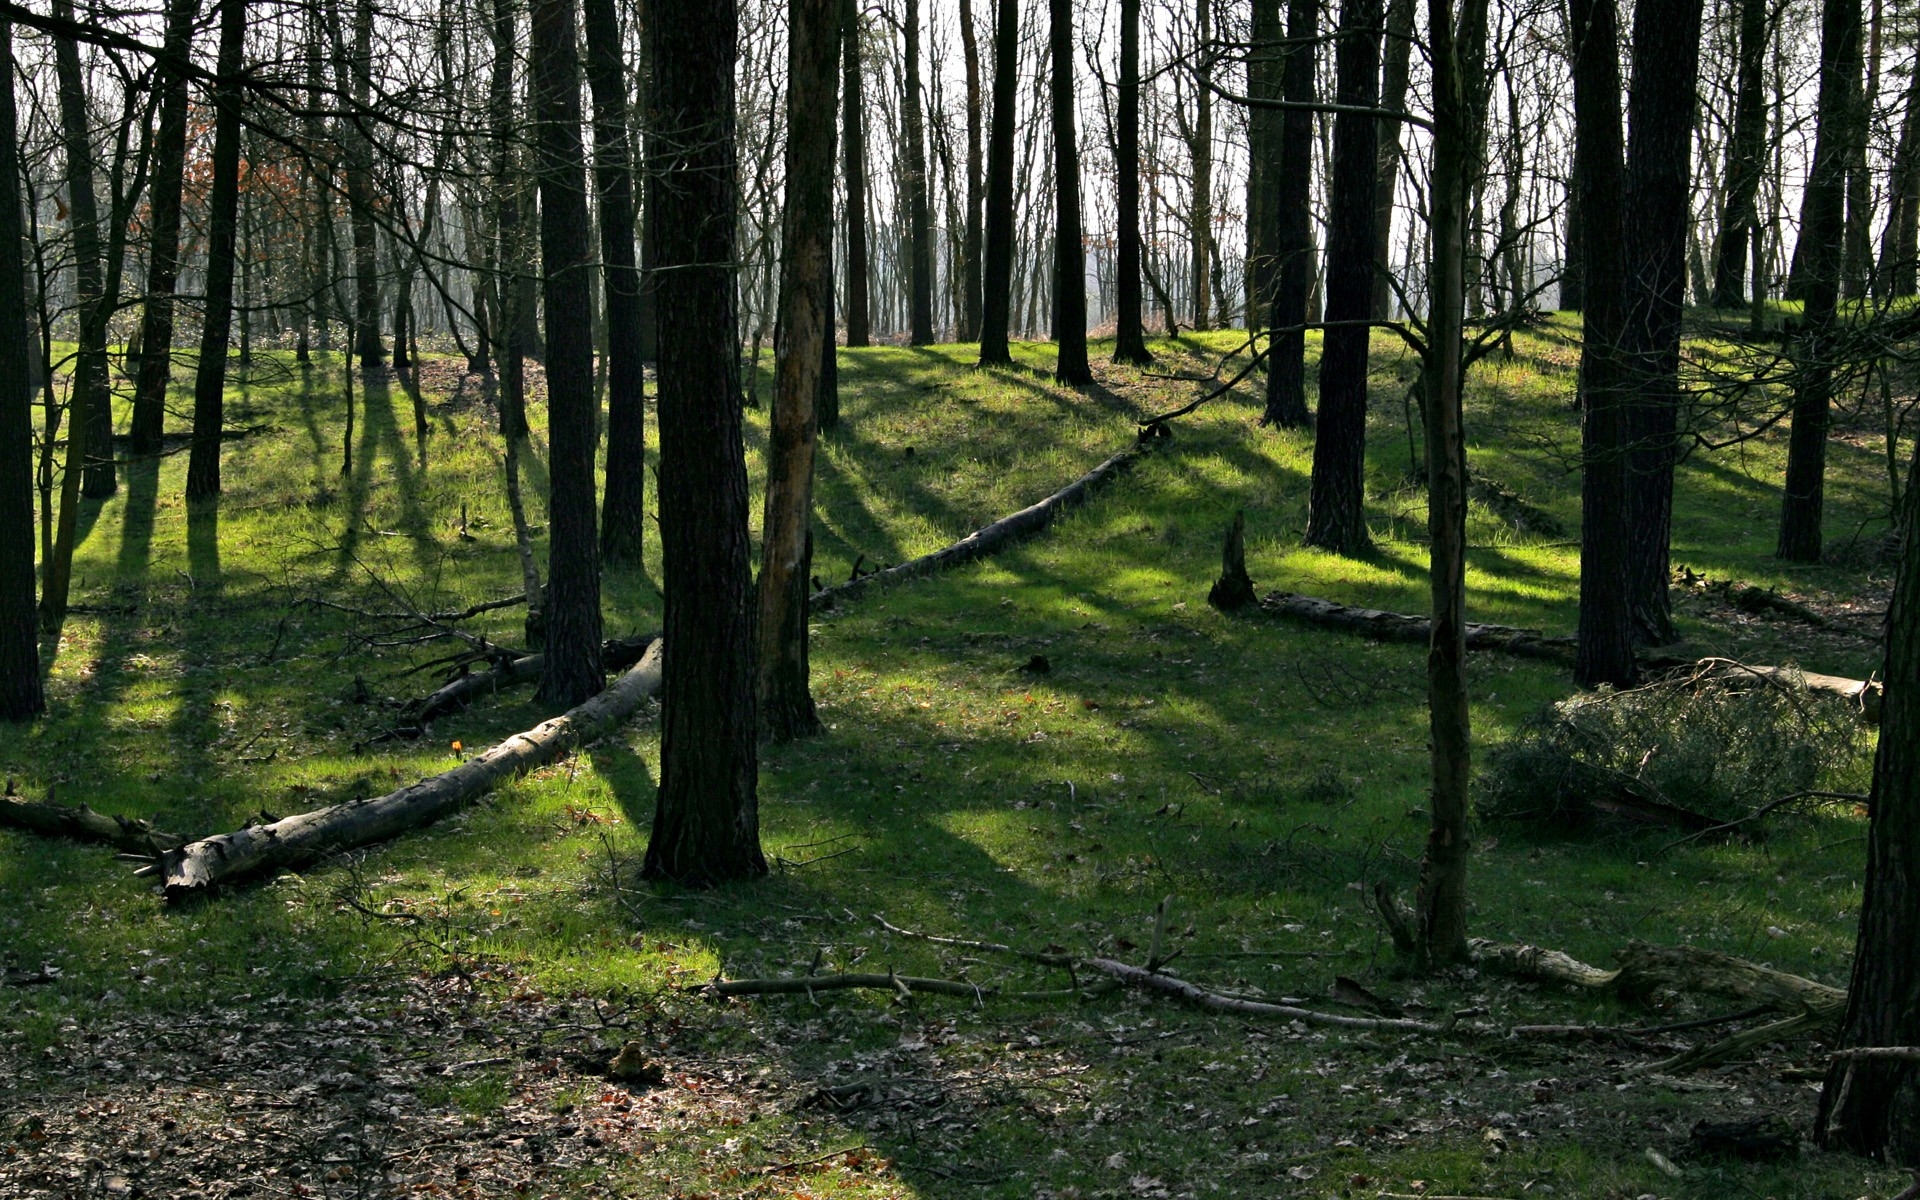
xmin=0 ymin=322 xmax=1905 ymax=1198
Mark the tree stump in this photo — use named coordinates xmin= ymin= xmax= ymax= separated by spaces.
xmin=1207 ymin=510 xmax=1257 ymax=612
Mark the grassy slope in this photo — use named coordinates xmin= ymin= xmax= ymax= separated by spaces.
xmin=0 ymin=322 xmax=1903 ymax=1199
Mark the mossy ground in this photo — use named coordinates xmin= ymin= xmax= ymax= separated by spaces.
xmin=0 ymin=319 xmax=1907 ymax=1198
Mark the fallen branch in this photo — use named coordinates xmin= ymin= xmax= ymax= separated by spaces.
xmin=1254 ymin=592 xmax=1576 ymax=661
xmin=810 ymin=432 xmax=1163 ymax=610
xmin=410 ymin=633 xmax=657 ymax=724
xmin=1082 ymin=956 xmax=1448 ymax=1032
xmin=1643 ymin=1006 xmax=1833 ymax=1074
xmin=1693 ymin=658 xmax=1882 ymax=724
xmin=0 ymin=788 xmax=187 ymax=854
xmin=1658 ymin=789 xmax=1869 ymax=854
xmin=1830 ymin=1046 xmax=1920 ymax=1062
xmin=159 ymin=642 xmax=665 ymax=900
xmin=690 ymin=972 xmax=1080 ymax=1003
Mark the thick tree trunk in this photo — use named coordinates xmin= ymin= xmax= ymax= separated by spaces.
xmin=0 ymin=19 xmax=39 ymax=721
xmin=757 ymin=0 xmax=838 ymax=743
xmin=348 ymin=0 xmax=384 ymax=369
xmin=1304 ymin=0 xmax=1384 ymax=556
xmin=490 ymin=0 xmax=529 ymax=443
xmin=903 ymin=0 xmax=935 ymax=344
xmin=1620 ymin=0 xmax=1704 ymax=648
xmin=1114 ymin=0 xmax=1152 ymax=365
xmin=51 ymin=0 xmax=114 ymax=502
xmin=1246 ymin=1 xmax=1280 ymax=327
xmin=1878 ymin=54 xmax=1920 ymax=298
xmin=1842 ymin=0 xmax=1877 ymax=302
xmin=531 ymin=0 xmax=605 ymax=708
xmin=1049 ymin=0 xmax=1091 ymax=385
xmin=183 ymin=0 xmax=247 ymax=503
xmin=841 ymin=0 xmax=871 ymax=351
xmin=1711 ymin=0 xmax=1768 ymax=308
xmin=584 ymin=0 xmax=646 ymax=568
xmin=1370 ymin=0 xmax=1417 ymax=320
xmin=1779 ymin=0 xmax=1861 ymax=563
xmin=1560 ymin=186 xmax=1584 ymax=310
xmin=1188 ymin=0 xmax=1213 ymax=332
xmin=1817 ymin=439 xmax=1920 ymax=1163
xmin=957 ymin=0 xmax=984 ymax=342
xmin=162 ymin=646 xmax=664 ymax=899
xmin=978 ymin=0 xmax=1019 ymax=365
xmin=1262 ymin=0 xmax=1316 ymax=427
xmin=128 ymin=0 xmax=199 ymax=455
xmin=643 ymin=0 xmax=766 ymax=886
xmin=1569 ymin=0 xmax=1637 ymax=688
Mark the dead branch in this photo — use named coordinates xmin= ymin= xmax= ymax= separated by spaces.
xmin=1693 ymin=657 xmax=1882 ymax=724
xmin=1254 ymin=592 xmax=1576 ymax=661
xmin=410 ymin=633 xmax=656 ymax=724
xmin=0 ymin=787 xmax=187 ymax=854
xmin=1082 ymin=957 xmax=1449 ymax=1032
xmin=690 ymin=972 xmax=1081 ymax=1003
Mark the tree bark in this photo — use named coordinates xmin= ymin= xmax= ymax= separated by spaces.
xmin=757 ymin=0 xmax=838 ymax=743
xmin=1817 ymin=438 xmax=1920 ymax=1163
xmin=643 ymin=0 xmax=766 ymax=886
xmin=531 ymin=0 xmax=605 ymax=708
xmin=1620 ymin=0 xmax=1705 ymax=648
xmin=347 ymin=0 xmax=384 ymax=369
xmin=490 ymin=0 xmax=529 ymax=443
xmin=128 ymin=0 xmax=199 ymax=456
xmin=957 ymin=0 xmax=984 ymax=342
xmin=1304 ymin=0 xmax=1384 ymax=556
xmin=1711 ymin=0 xmax=1769 ymax=308
xmin=1262 ymin=0 xmax=1316 ymax=427
xmin=584 ymin=0 xmax=646 ymax=568
xmin=51 ymin=0 xmax=114 ymax=501
xmin=183 ymin=0 xmax=247 ymax=503
xmin=1778 ymin=0 xmax=1861 ymax=563
xmin=903 ymin=0 xmax=935 ymax=344
xmin=0 ymin=17 xmax=39 ymax=721
xmin=978 ymin=0 xmax=1019 ymax=365
xmin=841 ymin=0 xmax=871 ymax=351
xmin=1049 ymin=0 xmax=1091 ymax=385
xmin=1113 ymin=0 xmax=1153 ymax=365
xmin=1188 ymin=0 xmax=1213 ymax=331
xmin=1878 ymin=47 xmax=1920 ymax=298
xmin=1371 ymin=0 xmax=1417 ymax=320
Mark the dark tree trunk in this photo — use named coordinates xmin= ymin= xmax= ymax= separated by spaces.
xmin=1114 ymin=0 xmax=1152 ymax=365
xmin=1779 ymin=0 xmax=1861 ymax=563
xmin=51 ymin=0 xmax=114 ymax=501
xmin=348 ymin=0 xmax=384 ymax=369
xmin=1712 ymin=0 xmax=1768 ymax=308
xmin=1816 ymin=439 xmax=1920 ymax=1163
xmin=841 ymin=0 xmax=872 ymax=350
xmin=641 ymin=0 xmax=766 ymax=886
xmin=0 ymin=18 xmax=40 ymax=721
xmin=1879 ymin=54 xmax=1920 ymax=297
xmin=1189 ymin=0 xmax=1213 ymax=332
xmin=1842 ymin=0 xmax=1876 ymax=302
xmin=1569 ymin=0 xmax=1637 ymax=688
xmin=1561 ymin=185 xmax=1584 ymax=310
xmin=490 ymin=0 xmax=528 ymax=442
xmin=1246 ymin=0 xmax=1281 ymax=327
xmin=978 ymin=0 xmax=1019 ymax=366
xmin=1263 ymin=0 xmax=1316 ymax=427
xmin=1620 ymin=0 xmax=1704 ymax=648
xmin=1370 ymin=0 xmax=1417 ymax=320
xmin=129 ymin=0 xmax=199 ymax=456
xmin=1049 ymin=0 xmax=1091 ymax=384
xmin=959 ymin=0 xmax=984 ymax=342
xmin=184 ymin=0 xmax=247 ymax=503
xmin=758 ymin=0 xmax=838 ymax=743
xmin=584 ymin=0 xmax=646 ymax=568
xmin=531 ymin=0 xmax=604 ymax=708
xmin=1304 ymin=0 xmax=1383 ymax=555
xmin=903 ymin=0 xmax=935 ymax=344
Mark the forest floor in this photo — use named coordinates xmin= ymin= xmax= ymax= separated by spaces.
xmin=1 ymin=320 xmax=1912 ymax=1200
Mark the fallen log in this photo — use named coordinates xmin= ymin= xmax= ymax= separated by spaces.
xmin=1256 ymin=591 xmax=1576 ymax=661
xmin=691 ymin=972 xmax=1081 ymax=1003
xmin=0 ymin=789 xmax=187 ymax=853
xmin=1081 ymin=956 xmax=1449 ymax=1033
xmin=159 ymin=642 xmax=665 ymax=900
xmin=809 ymin=430 xmax=1163 ymax=610
xmin=410 ymin=633 xmax=656 ymax=724
xmin=1694 ymin=658 xmax=1882 ymax=724
xmin=1470 ymin=938 xmax=1845 ymax=1014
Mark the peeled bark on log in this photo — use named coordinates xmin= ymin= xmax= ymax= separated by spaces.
xmin=1695 ymin=659 xmax=1882 ymax=723
xmin=161 ymin=643 xmax=665 ymax=899
xmin=1256 ymin=592 xmax=1576 ymax=660
xmin=412 ymin=633 xmax=656 ymax=724
xmin=810 ymin=433 xmax=1162 ymax=610
xmin=1207 ymin=510 xmax=1257 ymax=611
xmin=0 ymin=792 xmax=186 ymax=853
xmin=1470 ymin=937 xmax=1846 ymax=1015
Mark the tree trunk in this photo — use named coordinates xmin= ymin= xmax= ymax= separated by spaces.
xmin=1621 ymin=0 xmax=1704 ymax=648
xmin=1304 ymin=0 xmax=1384 ymax=556
xmin=955 ymin=0 xmax=984 ymax=342
xmin=1711 ymin=0 xmax=1768 ymax=308
xmin=183 ymin=0 xmax=247 ymax=503
xmin=1779 ymin=0 xmax=1861 ymax=564
xmin=903 ymin=0 xmax=935 ymax=344
xmin=1246 ymin=0 xmax=1280 ymax=328
xmin=490 ymin=0 xmax=529 ymax=443
xmin=1113 ymin=0 xmax=1152 ymax=365
xmin=978 ymin=0 xmax=1019 ymax=365
xmin=348 ymin=0 xmax=384 ymax=369
xmin=530 ymin=0 xmax=605 ymax=708
xmin=1842 ymin=0 xmax=1878 ymax=301
xmin=584 ymin=0 xmax=646 ymax=568
xmin=841 ymin=0 xmax=871 ymax=351
xmin=1263 ymin=0 xmax=1316 ymax=427
xmin=0 ymin=17 xmax=39 ymax=721
xmin=1561 ymin=185 xmax=1584 ymax=310
xmin=1049 ymin=0 xmax=1091 ymax=385
xmin=51 ymin=0 xmax=114 ymax=502
xmin=643 ymin=0 xmax=766 ymax=886
xmin=1569 ymin=0 xmax=1637 ymax=688
xmin=1371 ymin=0 xmax=1417 ymax=320
xmin=1878 ymin=49 xmax=1920 ymax=298
xmin=758 ymin=0 xmax=838 ymax=743
xmin=1816 ymin=439 xmax=1920 ymax=1163
xmin=1188 ymin=0 xmax=1213 ymax=331
xmin=128 ymin=0 xmax=199 ymax=456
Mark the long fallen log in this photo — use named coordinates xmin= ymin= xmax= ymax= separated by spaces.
xmin=160 ymin=642 xmax=665 ymax=900
xmin=1694 ymin=658 xmax=1882 ymax=724
xmin=1470 ymin=938 xmax=1844 ymax=1012
xmin=1256 ymin=591 xmax=1576 ymax=661
xmin=411 ymin=632 xmax=656 ymax=724
xmin=0 ymin=790 xmax=187 ymax=854
xmin=809 ymin=430 xmax=1163 ymax=610
xmin=1082 ymin=956 xmax=1448 ymax=1033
